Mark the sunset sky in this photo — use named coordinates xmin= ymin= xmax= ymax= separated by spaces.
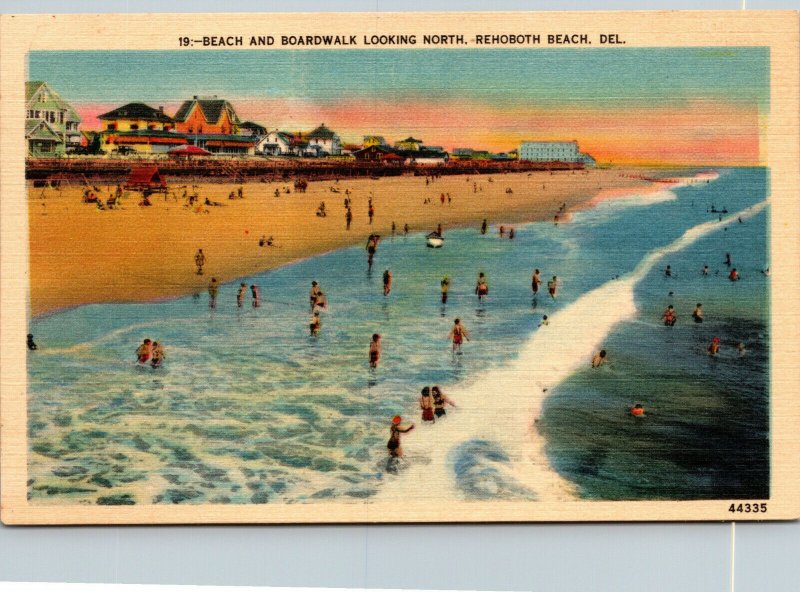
xmin=28 ymin=48 xmax=769 ymax=165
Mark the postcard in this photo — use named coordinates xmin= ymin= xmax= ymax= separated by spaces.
xmin=1 ymin=11 xmax=798 ymax=524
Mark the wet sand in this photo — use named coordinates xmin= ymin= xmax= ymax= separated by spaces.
xmin=28 ymin=169 xmax=660 ymax=316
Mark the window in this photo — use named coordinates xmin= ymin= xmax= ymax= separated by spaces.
xmin=107 ymin=123 xmax=117 ymax=131
xmin=130 ymin=124 xmax=139 ymax=130
xmin=34 ymin=111 xmax=40 ymax=118
xmin=59 ymin=112 xmax=64 ymax=123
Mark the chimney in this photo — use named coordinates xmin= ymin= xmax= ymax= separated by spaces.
xmin=158 ymin=106 xmax=164 ymax=113
xmin=193 ymin=95 xmax=198 ymax=99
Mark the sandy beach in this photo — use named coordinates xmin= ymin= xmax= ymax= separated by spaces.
xmin=28 ymin=168 xmax=661 ymax=316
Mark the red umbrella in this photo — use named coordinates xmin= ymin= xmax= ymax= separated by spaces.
xmin=168 ymin=145 xmax=212 ymax=157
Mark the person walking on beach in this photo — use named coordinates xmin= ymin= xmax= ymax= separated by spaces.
xmin=440 ymin=275 xmax=450 ymax=304
xmin=475 ymin=273 xmax=489 ymax=301
xmin=368 ymin=204 xmax=375 ymax=225
xmin=432 ymin=386 xmax=456 ymax=418
xmin=404 ymin=223 xmax=410 ymax=235
xmin=345 ymin=207 xmax=353 ymax=230
xmin=310 ymin=311 xmax=321 ymax=336
xmin=136 ymin=339 xmax=153 ymax=364
xmin=250 ymin=285 xmax=261 ymax=308
xmin=591 ymin=350 xmax=607 ymax=368
xmin=387 ymin=415 xmax=415 ymax=458
xmin=309 ymin=281 xmax=321 ymax=311
xmin=481 ymin=219 xmax=488 ymax=235
xmin=662 ymin=305 xmax=677 ymax=326
xmin=692 ymin=303 xmax=704 ymax=323
xmin=194 ymin=249 xmax=206 ymax=275
xmin=532 ymin=269 xmax=542 ymax=295
xmin=383 ymin=269 xmax=392 ymax=296
xmin=208 ymin=278 xmax=219 ymax=309
xmin=547 ymin=276 xmax=559 ymax=299
xmin=369 ymin=334 xmax=382 ymax=369
xmin=237 ymin=283 xmax=247 ymax=308
xmin=391 ymin=221 xmax=396 ymax=236
xmin=448 ymin=318 xmax=470 ymax=353
xmin=419 ymin=387 xmax=435 ymax=423
xmin=150 ymin=342 xmax=165 ymax=369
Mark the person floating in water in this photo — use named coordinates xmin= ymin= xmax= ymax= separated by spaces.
xmin=480 ymin=219 xmax=488 ymax=235
xmin=383 ymin=269 xmax=392 ymax=296
xmin=309 ymin=311 xmax=321 ymax=336
xmin=369 ymin=334 xmax=381 ymax=368
xmin=237 ymin=283 xmax=247 ymax=308
xmin=539 ymin=315 xmax=549 ymax=327
xmin=419 ymin=387 xmax=435 ymax=423
xmin=448 ymin=318 xmax=470 ymax=353
xmin=532 ymin=269 xmax=542 ymax=295
xmin=664 ymin=265 xmax=672 ymax=277
xmin=708 ymin=336 xmax=721 ymax=356
xmin=194 ymin=249 xmax=206 ymax=275
xmin=27 ymin=333 xmax=38 ymax=350
xmin=310 ymin=281 xmax=321 ymax=310
xmin=591 ymin=349 xmax=607 ymax=367
xmin=250 ymin=285 xmax=261 ymax=308
xmin=366 ymin=234 xmax=380 ymax=271
xmin=547 ymin=276 xmax=559 ymax=299
xmin=475 ymin=273 xmax=489 ymax=301
xmin=440 ymin=275 xmax=450 ymax=304
xmin=387 ymin=415 xmax=415 ymax=458
xmin=662 ymin=305 xmax=677 ymax=326
xmin=692 ymin=303 xmax=704 ymax=323
xmin=630 ymin=403 xmax=645 ymax=417
xmin=208 ymin=278 xmax=219 ymax=308
xmin=150 ymin=342 xmax=165 ymax=369
xmin=136 ymin=339 xmax=152 ymax=364
xmin=729 ymin=268 xmax=740 ymax=282
xmin=432 ymin=386 xmax=456 ymax=418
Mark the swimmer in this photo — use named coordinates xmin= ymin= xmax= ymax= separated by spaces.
xmin=630 ymin=403 xmax=645 ymax=417
xmin=708 ymin=337 xmax=721 ymax=356
xmin=448 ymin=318 xmax=470 ymax=353
xmin=310 ymin=281 xmax=321 ymax=310
xmin=440 ymin=275 xmax=450 ymax=304
xmin=313 ymin=291 xmax=328 ymax=313
xmin=237 ymin=283 xmax=247 ymax=308
xmin=150 ymin=342 xmax=165 ymax=368
xmin=702 ymin=265 xmax=709 ymax=276
xmin=250 ymin=285 xmax=261 ymax=308
xmin=591 ymin=349 xmax=607 ymax=368
xmin=475 ymin=273 xmax=489 ymax=301
xmin=419 ymin=387 xmax=435 ymax=423
xmin=665 ymin=265 xmax=672 ymax=277
xmin=532 ymin=269 xmax=542 ymax=295
xmin=480 ymin=219 xmax=488 ymax=235
xmin=692 ymin=303 xmax=704 ymax=323
xmin=432 ymin=386 xmax=456 ymax=418
xmin=309 ymin=311 xmax=321 ymax=336
xmin=737 ymin=342 xmax=746 ymax=356
xmin=729 ymin=268 xmax=739 ymax=282
xmin=369 ymin=334 xmax=381 ymax=368
xmin=662 ymin=305 xmax=677 ymax=326
xmin=383 ymin=269 xmax=392 ymax=296
xmin=136 ymin=339 xmax=152 ymax=364
xmin=387 ymin=415 xmax=415 ymax=458
xmin=547 ymin=276 xmax=559 ymax=299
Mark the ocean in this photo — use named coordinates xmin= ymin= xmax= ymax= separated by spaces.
xmin=27 ymin=168 xmax=769 ymax=504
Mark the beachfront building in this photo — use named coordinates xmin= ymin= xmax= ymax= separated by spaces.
xmin=452 ymin=148 xmax=474 ymax=160
xmin=238 ymin=121 xmax=268 ymax=137
xmin=363 ymin=135 xmax=388 ymax=148
xmin=519 ymin=140 xmax=590 ymax=163
xmin=25 ymin=81 xmax=82 ymax=156
xmin=394 ymin=136 xmax=424 ymax=151
xmin=98 ymin=103 xmax=185 ymax=154
xmin=353 ymin=145 xmax=404 ymax=163
xmin=191 ymin=134 xmax=256 ymax=156
xmin=173 ymin=97 xmax=241 ymax=135
xmin=306 ymin=123 xmax=342 ymax=156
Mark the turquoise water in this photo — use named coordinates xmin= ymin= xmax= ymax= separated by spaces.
xmin=27 ymin=168 xmax=769 ymax=504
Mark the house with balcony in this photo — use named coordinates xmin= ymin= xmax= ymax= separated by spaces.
xmin=25 ymin=81 xmax=82 ymax=156
xmin=306 ymin=123 xmax=341 ymax=156
xmin=98 ymin=103 xmax=184 ymax=154
xmin=173 ymin=96 xmax=242 ymax=135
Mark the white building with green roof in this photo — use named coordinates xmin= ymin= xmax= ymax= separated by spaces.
xmin=25 ymin=81 xmax=82 ymax=156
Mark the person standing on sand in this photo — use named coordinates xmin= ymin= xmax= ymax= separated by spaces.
xmin=532 ymin=269 xmax=542 ymax=295
xmin=136 ymin=339 xmax=152 ymax=364
xmin=250 ymin=285 xmax=261 ymax=308
xmin=547 ymin=276 xmax=559 ymax=299
xmin=195 ymin=249 xmax=206 ymax=275
xmin=237 ymin=283 xmax=247 ymax=308
xmin=448 ymin=318 xmax=470 ymax=353
xmin=419 ymin=387 xmax=435 ymax=423
xmin=440 ymin=276 xmax=450 ymax=304
xmin=345 ymin=207 xmax=353 ymax=230
xmin=387 ymin=415 xmax=415 ymax=458
xmin=383 ymin=270 xmax=392 ymax=296
xmin=391 ymin=221 xmax=396 ymax=236
xmin=369 ymin=334 xmax=382 ymax=369
xmin=368 ymin=203 xmax=375 ymax=224
xmin=208 ymin=278 xmax=219 ymax=309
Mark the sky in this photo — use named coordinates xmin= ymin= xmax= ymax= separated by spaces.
xmin=28 ymin=48 xmax=769 ymax=165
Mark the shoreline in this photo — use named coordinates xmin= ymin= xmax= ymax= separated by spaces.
xmin=28 ymin=168 xmax=667 ymax=318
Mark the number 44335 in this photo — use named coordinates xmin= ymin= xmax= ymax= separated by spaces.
xmin=729 ymin=502 xmax=768 ymax=513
